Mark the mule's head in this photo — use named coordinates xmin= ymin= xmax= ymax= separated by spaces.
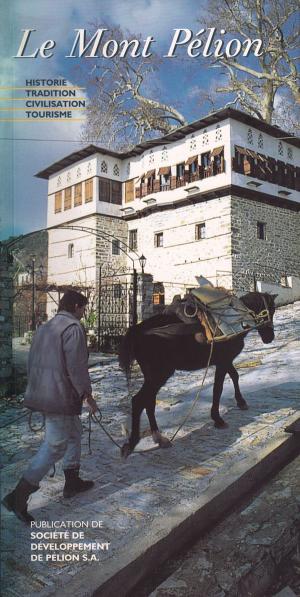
xmin=256 ymin=293 xmax=277 ymax=344
xmin=242 ymin=292 xmax=277 ymax=344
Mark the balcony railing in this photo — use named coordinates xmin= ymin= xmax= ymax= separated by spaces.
xmin=135 ymin=161 xmax=225 ymax=200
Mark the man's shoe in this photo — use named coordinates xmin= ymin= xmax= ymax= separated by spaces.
xmin=2 ymin=478 xmax=39 ymax=525
xmin=63 ymin=468 xmax=94 ymax=498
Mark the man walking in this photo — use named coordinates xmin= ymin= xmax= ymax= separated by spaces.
xmin=2 ymin=290 xmax=97 ymax=525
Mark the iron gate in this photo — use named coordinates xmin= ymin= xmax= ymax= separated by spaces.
xmin=97 ymin=277 xmax=135 ymax=351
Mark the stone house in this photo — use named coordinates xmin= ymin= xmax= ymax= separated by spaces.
xmin=36 ymin=107 xmax=300 ymax=313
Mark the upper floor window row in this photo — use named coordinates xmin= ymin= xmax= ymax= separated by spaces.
xmin=133 ymin=147 xmax=225 ymax=200
xmin=54 ymin=179 xmax=94 ymax=213
xmin=233 ymin=146 xmax=299 ymax=191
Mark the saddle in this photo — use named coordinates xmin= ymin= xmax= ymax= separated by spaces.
xmin=146 ymin=277 xmax=257 ymax=343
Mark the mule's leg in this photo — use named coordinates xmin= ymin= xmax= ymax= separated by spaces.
xmin=211 ymin=365 xmax=228 ymax=428
xmin=145 ymin=381 xmax=173 ymax=449
xmin=121 ymin=384 xmax=148 ymax=458
xmin=227 ymin=364 xmax=248 ymax=410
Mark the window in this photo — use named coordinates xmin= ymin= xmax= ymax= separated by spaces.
xmin=202 ymin=129 xmax=209 ymax=145
xmin=125 ymin=179 xmax=135 ymax=203
xmin=162 ymin=146 xmax=168 ymax=161
xmin=54 ymin=191 xmax=62 ymax=213
xmin=258 ymin=133 xmax=264 ymax=149
xmin=211 ymin=146 xmax=224 ymax=173
xmin=99 ymin=178 xmax=122 ymax=204
xmin=99 ymin=178 xmax=110 ymax=202
xmin=74 ymin=183 xmax=82 ymax=206
xmin=190 ymin=159 xmax=198 ymax=175
xmin=257 ymin=221 xmax=266 ymax=240
xmin=85 ymin=179 xmax=93 ymax=203
xmin=112 ymin=239 xmax=120 ymax=255
xmin=278 ymin=141 xmax=284 ymax=156
xmin=68 ymin=243 xmax=74 ymax=258
xmin=215 ymin=124 xmax=222 ymax=142
xmin=113 ymin=164 xmax=120 ymax=176
xmin=247 ymin=128 xmax=253 ymax=145
xmin=154 ymin=232 xmax=163 ymax=247
xmin=129 ymin=229 xmax=137 ymax=251
xmin=101 ymin=160 xmax=108 ymax=173
xmin=144 ymin=170 xmax=156 ymax=193
xmin=201 ymin=152 xmax=211 ymax=169
xmin=176 ymin=163 xmax=185 ymax=178
xmin=160 ymin=173 xmax=170 ymax=189
xmin=190 ymin=134 xmax=197 ymax=151
xmin=111 ymin=180 xmax=122 ymax=204
xmin=195 ymin=223 xmax=206 ymax=240
xmin=64 ymin=187 xmax=72 ymax=210
xmin=149 ymin=150 xmax=154 ymax=165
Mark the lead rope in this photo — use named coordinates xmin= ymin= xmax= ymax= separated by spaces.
xmin=88 ymin=408 xmax=122 ymax=452
xmin=170 ymin=319 xmax=218 ymax=442
xmin=87 ymin=321 xmax=219 ymax=454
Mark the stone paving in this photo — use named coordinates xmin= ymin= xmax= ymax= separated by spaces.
xmin=1 ymin=302 xmax=300 ymax=596
xmin=147 ymin=456 xmax=300 ymax=597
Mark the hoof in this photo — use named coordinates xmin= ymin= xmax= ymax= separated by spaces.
xmin=121 ymin=443 xmax=132 ymax=460
xmin=152 ymin=432 xmax=172 ymax=449
xmin=159 ymin=436 xmax=172 ymax=449
xmin=238 ymin=402 xmax=248 ymax=411
xmin=214 ymin=419 xmax=228 ymax=429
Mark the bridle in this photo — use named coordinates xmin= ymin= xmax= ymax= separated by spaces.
xmin=249 ymin=294 xmax=273 ymax=329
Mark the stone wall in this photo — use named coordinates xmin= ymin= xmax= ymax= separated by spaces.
xmin=95 ymin=213 xmax=128 ymax=276
xmin=0 ymin=246 xmax=13 ymax=395
xmin=231 ymin=196 xmax=300 ymax=293
xmin=137 ymin=273 xmax=154 ymax=321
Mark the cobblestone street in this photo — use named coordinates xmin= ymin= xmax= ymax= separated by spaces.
xmin=1 ymin=302 xmax=299 ymax=596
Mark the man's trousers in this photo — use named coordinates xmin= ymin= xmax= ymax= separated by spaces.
xmin=24 ymin=414 xmax=82 ymax=486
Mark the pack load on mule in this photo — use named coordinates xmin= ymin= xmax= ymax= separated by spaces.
xmin=146 ymin=276 xmax=269 ymax=343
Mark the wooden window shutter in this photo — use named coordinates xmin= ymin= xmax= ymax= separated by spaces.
xmin=125 ymin=179 xmax=135 ymax=203
xmin=64 ymin=187 xmax=72 ymax=210
xmin=85 ymin=178 xmax=93 ymax=203
xmin=74 ymin=183 xmax=82 ymax=206
xmin=158 ymin=166 xmax=171 ymax=175
xmin=111 ymin=180 xmax=122 ymax=204
xmin=55 ymin=191 xmax=62 ymax=213
xmin=99 ymin=178 xmax=110 ymax=202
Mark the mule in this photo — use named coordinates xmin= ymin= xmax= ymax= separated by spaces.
xmin=119 ymin=292 xmax=276 ymax=458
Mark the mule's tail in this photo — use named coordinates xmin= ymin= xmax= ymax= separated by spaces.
xmin=119 ymin=326 xmax=137 ymax=385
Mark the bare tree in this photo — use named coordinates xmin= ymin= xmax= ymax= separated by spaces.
xmin=81 ymin=4 xmax=299 ymax=147
xmin=201 ymin=0 xmax=299 ymax=124
xmin=81 ymin=25 xmax=187 ymax=149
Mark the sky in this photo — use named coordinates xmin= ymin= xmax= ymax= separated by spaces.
xmin=0 ymin=0 xmax=297 ymax=239
xmin=0 ymin=0 xmax=224 ymax=239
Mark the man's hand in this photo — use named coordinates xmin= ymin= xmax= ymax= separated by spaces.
xmin=84 ymin=394 xmax=98 ymax=414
